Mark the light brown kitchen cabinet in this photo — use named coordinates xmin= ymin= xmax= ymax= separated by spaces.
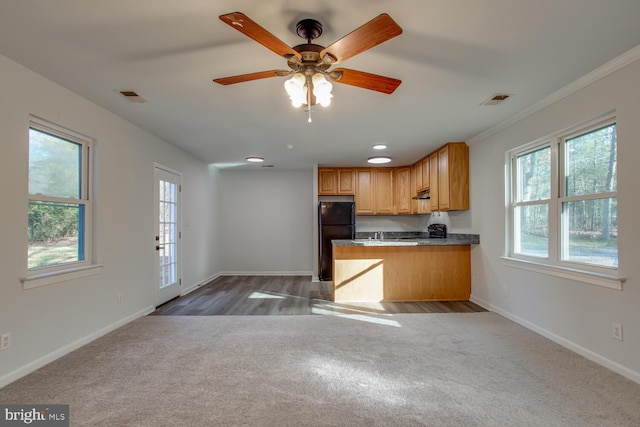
xmin=374 ymin=168 xmax=394 ymax=214
xmin=337 ymin=169 xmax=355 ymax=195
xmin=438 ymin=146 xmax=450 ymax=209
xmin=410 ymin=165 xmax=430 ymax=214
xmin=394 ymin=166 xmax=412 ymax=214
xmin=422 ymin=157 xmax=430 ymax=190
xmin=333 ymin=244 xmax=471 ymax=302
xmin=318 ymin=168 xmax=354 ymax=195
xmin=318 ymin=168 xmax=337 ymax=195
xmin=429 ymin=154 xmax=439 ymax=211
xmin=414 ymin=160 xmax=423 ymax=192
xmin=318 ymin=141 xmax=469 ymax=215
xmin=436 ymin=142 xmax=469 ymax=211
xmin=410 ymin=165 xmax=419 ymax=214
xmin=355 ymin=169 xmax=374 ymax=215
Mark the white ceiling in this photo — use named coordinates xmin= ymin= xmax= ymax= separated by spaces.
xmin=2 ymin=0 xmax=640 ymax=169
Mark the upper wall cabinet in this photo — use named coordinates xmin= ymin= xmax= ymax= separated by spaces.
xmin=318 ymin=141 xmax=469 ymax=214
xmin=374 ymin=168 xmax=394 ymax=215
xmin=414 ymin=160 xmax=423 ymax=192
xmin=318 ymin=168 xmax=355 ymax=195
xmin=422 ymin=156 xmax=430 ymax=190
xmin=429 ymin=153 xmax=439 ymax=212
xmin=355 ymin=168 xmax=374 ymax=214
xmin=394 ymin=166 xmax=412 ymax=214
xmin=435 ymin=142 xmax=469 ymax=211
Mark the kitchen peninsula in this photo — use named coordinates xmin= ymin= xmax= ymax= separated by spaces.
xmin=332 ymin=234 xmax=479 ymax=302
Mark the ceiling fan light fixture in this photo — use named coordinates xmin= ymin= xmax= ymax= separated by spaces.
xmin=368 ymin=156 xmax=392 ymax=164
xmin=312 ymin=73 xmax=333 ymax=107
xmin=284 ymin=72 xmax=307 ymax=107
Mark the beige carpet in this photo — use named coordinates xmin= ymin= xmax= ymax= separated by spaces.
xmin=1 ymin=312 xmax=639 ymax=426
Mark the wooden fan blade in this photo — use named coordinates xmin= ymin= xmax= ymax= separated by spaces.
xmin=330 ymin=68 xmax=401 ymax=94
xmin=213 ymin=70 xmax=289 ymax=85
xmin=219 ymin=12 xmax=302 ymax=60
xmin=320 ymin=14 xmax=402 ymax=64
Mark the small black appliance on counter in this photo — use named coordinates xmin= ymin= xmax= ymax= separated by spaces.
xmin=428 ymin=224 xmax=447 ymax=238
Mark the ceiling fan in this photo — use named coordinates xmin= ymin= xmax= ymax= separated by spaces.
xmin=212 ymin=12 xmax=403 ymax=106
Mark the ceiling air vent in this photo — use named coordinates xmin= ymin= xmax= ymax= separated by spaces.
xmin=117 ymin=90 xmax=147 ymax=103
xmin=481 ymin=93 xmax=512 ymax=106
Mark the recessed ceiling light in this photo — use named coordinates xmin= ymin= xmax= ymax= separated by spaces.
xmin=246 ymin=157 xmax=264 ymax=163
xmin=372 ymin=144 xmax=387 ymax=150
xmin=368 ymin=156 xmax=392 ymax=164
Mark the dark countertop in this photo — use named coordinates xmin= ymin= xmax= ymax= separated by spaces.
xmin=333 ymin=233 xmax=480 ymax=247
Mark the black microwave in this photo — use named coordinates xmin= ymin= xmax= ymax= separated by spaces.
xmin=428 ymin=224 xmax=447 ymax=238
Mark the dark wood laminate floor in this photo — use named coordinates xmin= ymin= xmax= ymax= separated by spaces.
xmin=152 ymin=275 xmax=487 ymax=316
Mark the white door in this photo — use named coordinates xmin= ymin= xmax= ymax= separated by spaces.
xmin=154 ymin=165 xmax=182 ymax=306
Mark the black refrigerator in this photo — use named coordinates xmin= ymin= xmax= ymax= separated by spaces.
xmin=318 ymin=202 xmax=355 ymax=281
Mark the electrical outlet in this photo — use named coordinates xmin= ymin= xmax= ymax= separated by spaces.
xmin=612 ymin=322 xmax=623 ymax=341
xmin=0 ymin=332 xmax=11 ymax=350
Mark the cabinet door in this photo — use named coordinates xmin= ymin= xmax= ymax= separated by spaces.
xmin=337 ymin=169 xmax=355 ymax=195
xmin=355 ymin=169 xmax=374 ymax=214
xmin=394 ymin=167 xmax=412 ymax=214
xmin=318 ymin=168 xmax=337 ymax=195
xmin=422 ymin=157 xmax=430 ymax=190
xmin=410 ymin=165 xmax=419 ymax=214
xmin=438 ymin=145 xmax=450 ymax=210
xmin=414 ymin=161 xmax=423 ymax=192
xmin=429 ymin=154 xmax=439 ymax=211
xmin=374 ymin=168 xmax=394 ymax=214
xmin=447 ymin=143 xmax=470 ymax=210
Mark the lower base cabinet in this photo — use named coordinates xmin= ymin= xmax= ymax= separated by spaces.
xmin=332 ymin=245 xmax=471 ymax=302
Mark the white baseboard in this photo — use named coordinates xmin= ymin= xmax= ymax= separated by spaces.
xmin=181 ymin=273 xmax=221 ymax=296
xmin=470 ymin=294 xmax=640 ymax=385
xmin=0 ymin=306 xmax=154 ymax=389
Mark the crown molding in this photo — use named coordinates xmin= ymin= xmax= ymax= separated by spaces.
xmin=467 ymin=44 xmax=640 ymax=145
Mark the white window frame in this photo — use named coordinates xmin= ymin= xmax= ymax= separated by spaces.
xmin=22 ymin=118 xmax=102 ymax=289
xmin=504 ymin=113 xmax=624 ymax=290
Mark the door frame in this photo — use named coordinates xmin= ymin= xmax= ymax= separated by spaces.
xmin=153 ymin=163 xmax=183 ymax=307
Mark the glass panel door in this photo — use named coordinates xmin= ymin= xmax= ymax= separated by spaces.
xmin=154 ymin=166 xmax=181 ymax=306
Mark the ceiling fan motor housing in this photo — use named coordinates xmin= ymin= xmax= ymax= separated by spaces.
xmin=296 ymin=18 xmax=323 ymax=43
xmin=288 ymin=44 xmax=332 ymax=75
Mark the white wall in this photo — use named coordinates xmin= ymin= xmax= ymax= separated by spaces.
xmin=355 ymin=211 xmax=472 ymax=234
xmin=355 ymin=215 xmax=428 ymax=232
xmin=218 ymin=169 xmax=313 ymax=274
xmin=468 ymin=54 xmax=640 ymax=381
xmin=0 ymin=54 xmax=220 ymax=386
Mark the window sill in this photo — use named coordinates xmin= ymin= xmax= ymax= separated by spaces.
xmin=500 ymin=257 xmax=624 ymax=290
xmin=21 ymin=264 xmax=104 ymax=290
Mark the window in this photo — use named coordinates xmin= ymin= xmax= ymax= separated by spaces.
xmin=508 ymin=115 xmax=618 ymax=283
xmin=28 ymin=120 xmax=92 ymax=274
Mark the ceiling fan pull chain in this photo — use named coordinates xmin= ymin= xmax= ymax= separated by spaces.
xmin=307 ymin=79 xmax=312 ymax=123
